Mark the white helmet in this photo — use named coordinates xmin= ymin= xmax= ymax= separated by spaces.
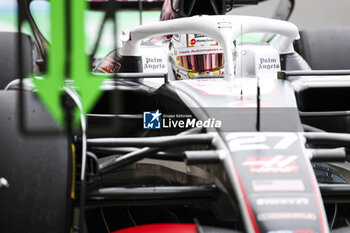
xmin=170 ymin=33 xmax=225 ymax=80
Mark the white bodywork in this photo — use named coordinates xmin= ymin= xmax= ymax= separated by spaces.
xmin=120 ymin=15 xmax=300 ymax=80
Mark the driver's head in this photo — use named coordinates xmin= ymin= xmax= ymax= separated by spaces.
xmin=170 ymin=33 xmax=225 ymax=80
xmin=161 ymin=0 xmax=227 ymax=21
xmin=162 ymin=1 xmax=228 ymax=79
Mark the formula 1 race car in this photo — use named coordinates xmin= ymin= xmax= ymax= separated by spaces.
xmin=1 ymin=0 xmax=350 ymax=233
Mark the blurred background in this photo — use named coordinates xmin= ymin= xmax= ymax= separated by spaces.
xmin=231 ymin=0 xmax=350 ymax=29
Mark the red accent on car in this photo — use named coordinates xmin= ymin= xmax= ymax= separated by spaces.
xmin=230 ymin=160 xmax=260 ymax=233
xmin=111 ymin=224 xmax=198 ymax=233
xmin=302 ymin=153 xmax=327 ymax=233
xmin=98 ymin=58 xmax=121 ymax=73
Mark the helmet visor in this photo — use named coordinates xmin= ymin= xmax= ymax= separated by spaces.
xmin=175 ymin=53 xmax=225 ymax=72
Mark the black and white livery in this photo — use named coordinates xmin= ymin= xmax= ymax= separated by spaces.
xmin=2 ymin=1 xmax=350 ymax=233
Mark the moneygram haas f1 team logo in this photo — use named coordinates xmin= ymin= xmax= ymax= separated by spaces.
xmin=243 ymin=155 xmax=298 ymax=173
xmin=143 ymin=110 xmax=162 ymax=129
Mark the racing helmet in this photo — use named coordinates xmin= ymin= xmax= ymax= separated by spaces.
xmin=170 ymin=33 xmax=225 ymax=80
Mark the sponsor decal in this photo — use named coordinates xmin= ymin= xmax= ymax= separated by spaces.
xmin=0 ymin=177 xmax=9 ymax=188
xmin=143 ymin=110 xmax=162 ymax=129
xmin=243 ymin=155 xmax=298 ymax=173
xmin=186 ymin=34 xmax=218 ymax=47
xmin=252 ymin=179 xmax=305 ymax=192
xmin=176 ymin=47 xmax=223 ymax=56
xmin=256 ymin=197 xmax=309 ymax=206
xmin=98 ymin=58 xmax=121 ymax=73
xmin=258 ymin=57 xmax=280 ymax=70
xmin=143 ymin=57 xmax=166 ymax=71
xmin=194 ymin=34 xmax=205 ymax=38
xmin=257 ymin=212 xmax=317 ymax=221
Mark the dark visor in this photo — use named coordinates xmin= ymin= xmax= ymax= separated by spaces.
xmin=175 ymin=53 xmax=224 ymax=72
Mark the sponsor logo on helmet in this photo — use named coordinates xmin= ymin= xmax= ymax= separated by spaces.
xmin=186 ymin=34 xmax=219 ymax=47
xmin=176 ymin=48 xmax=223 ymax=56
